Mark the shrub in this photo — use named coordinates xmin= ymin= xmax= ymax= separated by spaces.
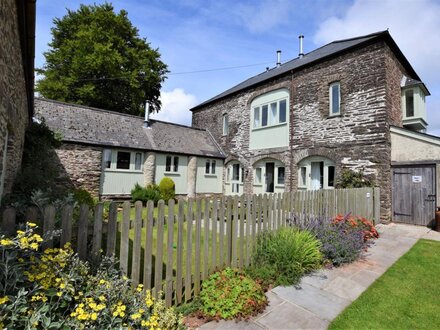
xmin=247 ymin=228 xmax=322 ymax=288
xmin=131 ymin=183 xmax=161 ymax=205
xmin=336 ymin=168 xmax=374 ymax=188
xmin=0 ymin=225 xmax=182 ymax=329
xmin=200 ymin=268 xmax=267 ymax=320
xmin=159 ymin=177 xmax=175 ymax=202
xmin=73 ymin=188 xmax=96 ymax=208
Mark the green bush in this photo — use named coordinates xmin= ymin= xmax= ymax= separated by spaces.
xmin=131 ymin=183 xmax=161 ymax=205
xmin=336 ymin=168 xmax=374 ymax=188
xmin=73 ymin=188 xmax=95 ymax=208
xmin=0 ymin=224 xmax=182 ymax=329
xmin=159 ymin=177 xmax=175 ymax=202
xmin=200 ymin=268 xmax=267 ymax=320
xmin=247 ymin=228 xmax=322 ymax=288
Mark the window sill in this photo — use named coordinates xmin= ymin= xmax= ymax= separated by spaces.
xmin=252 ymin=122 xmax=287 ymax=131
xmin=275 ymin=184 xmax=285 ymax=188
xmin=104 ymin=169 xmax=143 ymax=174
xmin=328 ymin=114 xmax=342 ymax=118
xmin=253 ymin=183 xmax=263 ymax=187
xmin=204 ymin=174 xmax=217 ymax=177
xmin=164 ymin=172 xmax=180 ymax=176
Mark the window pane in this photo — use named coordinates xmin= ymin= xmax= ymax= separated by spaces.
xmin=205 ymin=160 xmax=210 ymax=174
xmin=300 ymin=167 xmax=306 ymax=186
xmin=255 ymin=168 xmax=262 ymax=184
xmin=166 ymin=156 xmax=172 ymax=172
xmin=173 ymin=156 xmax=179 ymax=172
xmin=278 ymin=167 xmax=285 ymax=185
xmin=406 ymin=89 xmax=414 ymax=117
xmin=227 ymin=167 xmax=230 ymax=182
xmin=279 ymin=100 xmax=286 ymax=123
xmin=135 ymin=152 xmax=142 ymax=170
xmin=211 ymin=160 xmax=216 ymax=174
xmin=331 ymin=83 xmax=340 ymax=114
xmin=328 ymin=166 xmax=335 ymax=187
xmin=270 ymin=102 xmax=277 ymax=125
xmin=223 ymin=114 xmax=229 ymax=135
xmin=232 ymin=164 xmax=239 ymax=181
xmin=262 ymin=105 xmax=268 ymax=126
xmin=116 ymin=151 xmax=130 ymax=169
xmin=241 ymin=168 xmax=244 ymax=183
xmin=103 ymin=149 xmax=112 ymax=169
xmin=253 ymin=107 xmax=260 ymax=128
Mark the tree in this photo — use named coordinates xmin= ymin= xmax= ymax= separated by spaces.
xmin=36 ymin=3 xmax=168 ymax=115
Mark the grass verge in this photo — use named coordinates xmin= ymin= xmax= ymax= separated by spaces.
xmin=330 ymin=239 xmax=440 ymax=330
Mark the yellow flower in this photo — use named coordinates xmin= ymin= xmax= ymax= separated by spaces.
xmin=17 ymin=230 xmax=25 ymax=236
xmin=0 ymin=296 xmax=9 ymax=304
xmin=130 ymin=313 xmax=141 ymax=320
xmin=99 ymin=295 xmax=106 ymax=302
xmin=27 ymin=222 xmax=37 ymax=227
xmin=30 ymin=242 xmax=39 ymax=250
xmin=56 ymin=292 xmax=63 ymax=297
xmin=99 ymin=279 xmax=107 ymax=285
xmin=136 ymin=284 xmax=144 ymax=292
xmin=91 ymin=313 xmax=98 ymax=321
xmin=0 ymin=239 xmax=13 ymax=246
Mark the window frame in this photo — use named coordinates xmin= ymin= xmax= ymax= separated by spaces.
xmin=405 ymin=89 xmax=415 ymax=117
xmin=329 ymin=82 xmax=341 ymax=116
xmin=222 ymin=114 xmax=229 ymax=136
xmin=252 ymin=97 xmax=288 ymax=130
xmin=277 ymin=166 xmax=285 ymax=185
xmin=103 ymin=149 xmax=143 ymax=172
xmin=165 ymin=155 xmax=180 ymax=173
xmin=298 ymin=156 xmax=335 ymax=190
xmin=205 ymin=159 xmax=217 ymax=175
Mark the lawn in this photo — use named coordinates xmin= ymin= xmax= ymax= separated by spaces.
xmin=330 ymin=239 xmax=440 ymax=330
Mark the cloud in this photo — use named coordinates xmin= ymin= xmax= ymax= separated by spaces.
xmin=150 ymin=88 xmax=197 ymax=126
xmin=313 ymin=0 xmax=440 ymax=134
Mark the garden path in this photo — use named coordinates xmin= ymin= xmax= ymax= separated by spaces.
xmin=199 ymin=223 xmax=440 ymax=330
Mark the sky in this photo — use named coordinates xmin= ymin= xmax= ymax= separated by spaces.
xmin=36 ymin=0 xmax=440 ymax=134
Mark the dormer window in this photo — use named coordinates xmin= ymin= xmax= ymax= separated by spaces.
xmin=405 ymin=89 xmax=414 ymax=117
xmin=401 ymin=76 xmax=429 ymax=132
xmin=329 ymin=82 xmax=340 ymax=116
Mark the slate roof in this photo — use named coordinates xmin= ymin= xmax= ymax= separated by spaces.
xmin=34 ymin=98 xmax=225 ymax=158
xmin=191 ymin=30 xmax=426 ymax=110
xmin=402 ymin=77 xmax=430 ymax=95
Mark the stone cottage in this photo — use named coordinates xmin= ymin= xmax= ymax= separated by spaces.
xmin=0 ymin=0 xmax=36 ymax=204
xmin=35 ymin=98 xmax=225 ymax=199
xmin=191 ymin=30 xmax=436 ymax=223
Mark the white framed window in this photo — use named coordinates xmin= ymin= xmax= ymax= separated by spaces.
xmin=116 ymin=151 xmax=131 ymax=170
xmin=103 ymin=149 xmax=112 ymax=169
xmin=252 ymin=98 xmax=288 ymax=129
xmin=103 ymin=149 xmax=143 ymax=172
xmin=298 ymin=156 xmax=335 ymax=190
xmin=277 ymin=167 xmax=285 ymax=185
xmin=226 ymin=161 xmax=244 ymax=195
xmin=135 ymin=152 xmax=143 ymax=171
xmin=166 ymin=155 xmax=179 ymax=172
xmin=254 ymin=167 xmax=262 ymax=184
xmin=205 ymin=159 xmax=216 ymax=175
xmin=329 ymin=82 xmax=341 ymax=115
xmin=253 ymin=107 xmax=260 ymax=127
xmin=222 ymin=114 xmax=229 ymax=135
xmin=405 ymin=89 xmax=414 ymax=117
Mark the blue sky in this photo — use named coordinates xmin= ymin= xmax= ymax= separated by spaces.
xmin=36 ymin=0 xmax=440 ymax=133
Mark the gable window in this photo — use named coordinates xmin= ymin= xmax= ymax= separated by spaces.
xmin=405 ymin=89 xmax=414 ymax=117
xmin=103 ymin=149 xmax=112 ymax=169
xmin=205 ymin=159 xmax=216 ymax=174
xmin=222 ymin=114 xmax=229 ymax=135
xmin=253 ymin=98 xmax=288 ymax=129
xmin=166 ymin=155 xmax=179 ymax=172
xmin=277 ymin=167 xmax=285 ymax=185
xmin=116 ymin=151 xmax=131 ymax=170
xmin=329 ymin=82 xmax=340 ymax=115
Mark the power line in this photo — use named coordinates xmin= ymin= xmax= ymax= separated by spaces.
xmin=75 ymin=60 xmax=274 ymax=81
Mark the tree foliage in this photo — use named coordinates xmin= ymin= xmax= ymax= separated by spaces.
xmin=36 ymin=3 xmax=168 ymax=115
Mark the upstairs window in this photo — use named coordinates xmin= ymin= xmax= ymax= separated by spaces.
xmin=222 ymin=114 xmax=229 ymax=135
xmin=253 ymin=99 xmax=288 ymax=128
xmin=329 ymin=82 xmax=340 ymax=115
xmin=166 ymin=155 xmax=179 ymax=172
xmin=405 ymin=89 xmax=414 ymax=117
xmin=205 ymin=159 xmax=216 ymax=174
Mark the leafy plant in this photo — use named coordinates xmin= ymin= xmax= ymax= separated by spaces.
xmin=131 ymin=183 xmax=161 ymax=205
xmin=73 ymin=188 xmax=96 ymax=208
xmin=159 ymin=177 xmax=175 ymax=202
xmin=333 ymin=214 xmax=379 ymax=241
xmin=336 ymin=168 xmax=374 ymax=188
xmin=200 ymin=268 xmax=267 ymax=320
xmin=0 ymin=225 xmax=182 ymax=329
xmin=247 ymin=228 xmax=322 ymax=288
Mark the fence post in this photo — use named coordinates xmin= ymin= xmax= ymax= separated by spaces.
xmin=91 ymin=203 xmax=104 ymax=264
xmin=154 ymin=200 xmax=165 ymax=298
xmin=60 ymin=205 xmax=73 ymax=247
xmin=185 ymin=199 xmax=193 ymax=302
xmin=43 ymin=205 xmax=56 ymax=249
xmin=144 ymin=200 xmax=154 ymax=291
xmin=374 ymin=187 xmax=381 ymax=224
xmin=120 ymin=201 xmax=131 ymax=274
xmin=77 ymin=204 xmax=89 ymax=260
xmin=106 ymin=202 xmax=118 ymax=257
xmin=131 ymin=201 xmax=143 ymax=287
xmin=165 ymin=199 xmax=175 ymax=307
xmin=176 ymin=199 xmax=185 ymax=305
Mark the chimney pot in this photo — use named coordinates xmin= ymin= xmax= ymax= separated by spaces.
xmin=276 ymin=50 xmax=281 ymax=67
xmin=298 ymin=35 xmax=304 ymax=58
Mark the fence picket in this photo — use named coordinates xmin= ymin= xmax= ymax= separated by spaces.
xmin=91 ymin=203 xmax=104 ymax=263
xmin=194 ymin=199 xmax=202 ymax=295
xmin=176 ymin=200 xmax=184 ymax=305
xmin=131 ymin=201 xmax=143 ymax=287
xmin=239 ymin=194 xmax=245 ymax=268
xmin=144 ymin=201 xmax=154 ymax=290
xmin=106 ymin=202 xmax=118 ymax=257
xmin=203 ymin=197 xmax=210 ymax=280
xmin=165 ymin=199 xmax=175 ymax=307
xmin=120 ymin=201 xmax=131 ymax=274
xmin=77 ymin=205 xmax=89 ymax=260
xmin=60 ymin=205 xmax=73 ymax=247
xmin=185 ymin=199 xmax=193 ymax=302
xmin=154 ymin=200 xmax=165 ymax=298
xmin=218 ymin=197 xmax=225 ymax=268
xmin=231 ymin=196 xmax=239 ymax=268
xmin=225 ymin=197 xmax=232 ymax=267
xmin=211 ymin=198 xmax=218 ymax=273
xmin=43 ymin=205 xmax=56 ymax=249
xmin=245 ymin=194 xmax=252 ymax=267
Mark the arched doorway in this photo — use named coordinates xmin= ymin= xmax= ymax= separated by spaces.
xmin=225 ymin=160 xmax=244 ymax=195
xmin=297 ymin=156 xmax=335 ymax=190
xmin=253 ymin=158 xmax=285 ymax=194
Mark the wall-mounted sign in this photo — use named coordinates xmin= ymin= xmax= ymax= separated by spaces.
xmin=412 ymin=176 xmax=422 ymax=183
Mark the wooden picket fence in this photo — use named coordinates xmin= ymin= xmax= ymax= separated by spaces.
xmin=0 ymin=188 xmax=380 ymax=306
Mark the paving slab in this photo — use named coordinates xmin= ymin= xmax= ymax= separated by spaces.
xmin=322 ymin=276 xmax=366 ymax=301
xmin=200 ymin=320 xmax=265 ymax=330
xmin=256 ymin=301 xmax=328 ymax=330
xmin=272 ymin=284 xmax=351 ymax=321
xmin=349 ymin=269 xmax=381 ymax=288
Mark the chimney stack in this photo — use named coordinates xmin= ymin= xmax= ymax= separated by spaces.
xmin=144 ymin=102 xmax=151 ymax=128
xmin=276 ymin=50 xmax=281 ymax=67
xmin=298 ymin=35 xmax=304 ymax=58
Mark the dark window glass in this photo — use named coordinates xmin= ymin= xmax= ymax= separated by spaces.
xmin=205 ymin=160 xmax=210 ymax=174
xmin=211 ymin=160 xmax=216 ymax=174
xmin=232 ymin=164 xmax=240 ymax=181
xmin=116 ymin=151 xmax=130 ymax=169
xmin=406 ymin=89 xmax=414 ymax=117
xmin=331 ymin=83 xmax=340 ymax=114
xmin=173 ymin=156 xmax=179 ymax=172
xmin=241 ymin=168 xmax=244 ymax=183
xmin=278 ymin=167 xmax=285 ymax=185
xmin=166 ymin=156 xmax=172 ymax=172
xmin=328 ymin=166 xmax=335 ymax=187
xmin=262 ymin=105 xmax=268 ymax=126
xmin=279 ymin=100 xmax=287 ymax=123
xmin=135 ymin=153 xmax=142 ymax=170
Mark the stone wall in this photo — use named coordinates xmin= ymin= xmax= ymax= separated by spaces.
xmin=0 ymin=0 xmax=30 ymax=199
xmin=54 ymin=143 xmax=103 ymax=198
xmin=193 ymin=40 xmax=412 ymax=222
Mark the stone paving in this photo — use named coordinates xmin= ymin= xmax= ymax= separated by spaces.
xmin=200 ymin=223 xmax=440 ymax=330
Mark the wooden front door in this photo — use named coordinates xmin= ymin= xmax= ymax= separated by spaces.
xmin=392 ymin=165 xmax=436 ymax=226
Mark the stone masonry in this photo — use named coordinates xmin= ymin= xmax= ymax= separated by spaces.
xmin=192 ymin=39 xmax=412 ymax=222
xmin=0 ymin=0 xmax=30 ymax=199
